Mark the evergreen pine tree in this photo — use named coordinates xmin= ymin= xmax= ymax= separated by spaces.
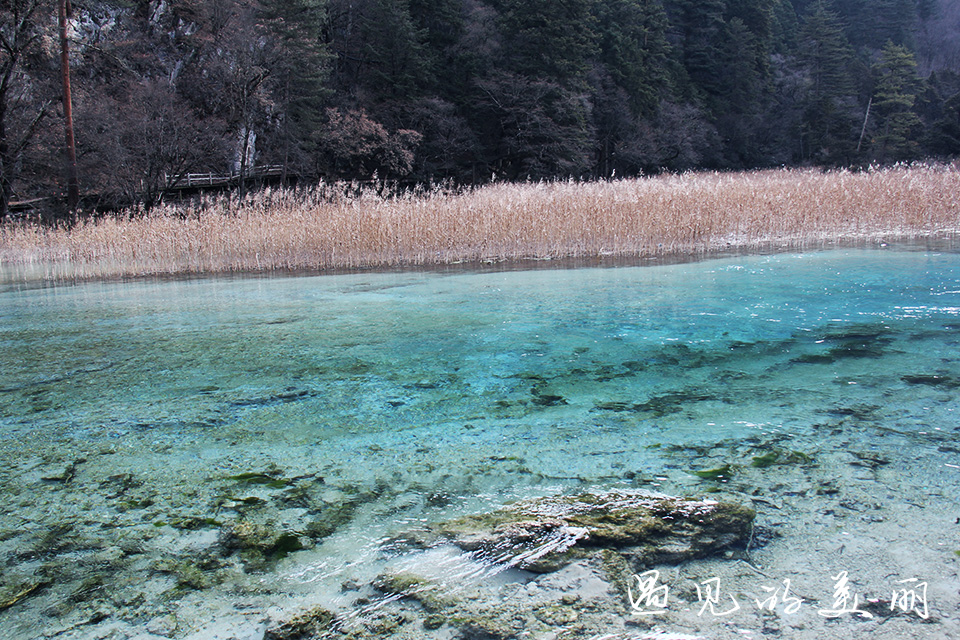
xmin=770 ymin=0 xmax=800 ymax=54
xmin=797 ymin=0 xmax=858 ymax=163
xmin=664 ymin=0 xmax=727 ymax=101
xmin=593 ymin=0 xmax=672 ymax=117
xmin=872 ymin=40 xmax=923 ymax=161
xmin=258 ymin=0 xmax=331 ymax=176
xmin=491 ymin=0 xmax=599 ymax=86
xmin=407 ymin=0 xmax=466 ymax=94
xmin=923 ymin=72 xmax=960 ymax=157
xmin=360 ymin=0 xmax=430 ymax=101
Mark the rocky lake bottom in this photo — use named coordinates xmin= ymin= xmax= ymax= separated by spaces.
xmin=1 ymin=247 xmax=959 ymax=639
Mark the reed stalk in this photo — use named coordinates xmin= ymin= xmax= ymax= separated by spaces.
xmin=2 ymin=163 xmax=959 ymax=281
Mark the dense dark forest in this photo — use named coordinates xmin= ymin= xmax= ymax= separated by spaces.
xmin=1 ymin=0 xmax=959 ymax=217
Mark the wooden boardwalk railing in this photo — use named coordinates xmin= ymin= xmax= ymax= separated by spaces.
xmin=164 ymin=165 xmax=286 ymax=190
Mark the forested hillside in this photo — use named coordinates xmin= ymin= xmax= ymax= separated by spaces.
xmin=1 ymin=0 xmax=958 ymax=217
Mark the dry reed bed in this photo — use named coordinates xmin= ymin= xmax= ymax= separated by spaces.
xmin=2 ymin=164 xmax=960 ymax=280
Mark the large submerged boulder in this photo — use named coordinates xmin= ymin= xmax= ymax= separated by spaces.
xmin=403 ymin=490 xmax=755 ymax=572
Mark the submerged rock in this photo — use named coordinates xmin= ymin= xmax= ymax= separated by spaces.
xmin=373 ymin=571 xmax=455 ymax=613
xmin=0 ymin=578 xmax=49 ymax=612
xmin=40 ymin=458 xmax=85 ymax=483
xmin=901 ymin=373 xmax=960 ymax=388
xmin=219 ymin=521 xmax=307 ymax=569
xmin=404 ymin=490 xmax=754 ymax=573
xmin=264 ymin=605 xmax=335 ymax=640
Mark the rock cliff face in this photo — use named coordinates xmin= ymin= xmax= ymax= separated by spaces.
xmin=68 ymin=2 xmax=126 ymax=53
xmin=64 ymin=0 xmax=198 ymax=76
xmin=401 ymin=490 xmax=756 ymax=573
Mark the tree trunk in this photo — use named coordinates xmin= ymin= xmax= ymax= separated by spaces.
xmin=239 ymin=126 xmax=249 ymax=202
xmin=59 ymin=0 xmax=80 ymax=214
xmin=0 ymin=101 xmax=9 ymax=222
xmin=857 ymin=96 xmax=872 ymax=154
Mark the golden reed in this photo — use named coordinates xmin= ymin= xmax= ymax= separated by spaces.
xmin=2 ymin=164 xmax=959 ymax=280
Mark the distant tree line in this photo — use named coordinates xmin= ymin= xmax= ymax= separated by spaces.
xmin=1 ymin=0 xmax=958 ymax=218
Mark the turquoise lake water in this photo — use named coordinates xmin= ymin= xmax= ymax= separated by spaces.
xmin=1 ymin=247 xmax=959 ymax=639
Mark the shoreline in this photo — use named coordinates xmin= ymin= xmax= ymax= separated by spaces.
xmin=3 ymin=228 xmax=960 ymax=288
xmin=3 ymin=165 xmax=960 ymax=283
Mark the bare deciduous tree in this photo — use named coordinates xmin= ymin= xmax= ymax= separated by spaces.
xmin=77 ymin=79 xmax=228 ymax=210
xmin=318 ymin=107 xmax=422 ymax=179
xmin=0 ymin=0 xmax=52 ymax=220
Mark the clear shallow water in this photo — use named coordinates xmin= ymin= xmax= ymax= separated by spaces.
xmin=1 ymin=248 xmax=959 ymax=639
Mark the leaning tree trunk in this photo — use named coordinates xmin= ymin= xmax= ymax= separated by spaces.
xmin=857 ymin=96 xmax=872 ymax=154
